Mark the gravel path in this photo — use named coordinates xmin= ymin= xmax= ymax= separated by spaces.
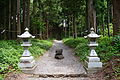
xmin=27 ymin=40 xmax=90 ymax=80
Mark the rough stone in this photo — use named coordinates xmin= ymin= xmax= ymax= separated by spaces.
xmin=55 ymin=49 xmax=64 ymax=59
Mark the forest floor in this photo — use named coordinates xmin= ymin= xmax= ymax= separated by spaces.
xmin=5 ymin=40 xmax=105 ymax=80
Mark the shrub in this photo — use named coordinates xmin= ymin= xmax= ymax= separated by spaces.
xmin=96 ymin=36 xmax=115 ymax=62
xmin=64 ymin=37 xmax=88 ymax=61
xmin=0 ymin=76 xmax=3 ymax=80
xmin=75 ymin=43 xmax=89 ymax=61
xmin=112 ymin=34 xmax=120 ymax=52
xmin=31 ymin=39 xmax=52 ymax=50
xmin=64 ymin=38 xmax=88 ymax=48
xmin=0 ymin=39 xmax=52 ymax=76
xmin=111 ymin=35 xmax=120 ymax=78
xmin=0 ymin=41 xmax=22 ymax=74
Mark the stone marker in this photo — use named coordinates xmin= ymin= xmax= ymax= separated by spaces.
xmin=55 ymin=49 xmax=64 ymax=59
xmin=85 ymin=27 xmax=102 ymax=73
xmin=18 ymin=28 xmax=36 ymax=73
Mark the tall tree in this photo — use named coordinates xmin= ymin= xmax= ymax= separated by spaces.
xmin=107 ymin=0 xmax=110 ymax=37
xmin=87 ymin=0 xmax=96 ymax=32
xmin=27 ymin=0 xmax=30 ymax=28
xmin=12 ymin=0 xmax=17 ymax=39
xmin=23 ymin=0 xmax=27 ymax=29
xmin=17 ymin=0 xmax=21 ymax=35
xmin=8 ymin=0 xmax=11 ymax=39
xmin=112 ymin=0 xmax=120 ymax=35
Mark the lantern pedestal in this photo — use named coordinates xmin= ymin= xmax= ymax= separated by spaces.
xmin=18 ymin=58 xmax=36 ymax=73
xmin=85 ymin=51 xmax=102 ymax=73
xmin=84 ymin=28 xmax=102 ymax=73
xmin=18 ymin=28 xmax=36 ymax=74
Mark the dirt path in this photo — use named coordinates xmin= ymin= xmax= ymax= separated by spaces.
xmin=26 ymin=40 xmax=91 ymax=80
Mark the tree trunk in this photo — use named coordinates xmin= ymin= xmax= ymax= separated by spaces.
xmin=107 ymin=0 xmax=110 ymax=37
xmin=102 ymin=15 xmax=105 ymax=36
xmin=72 ymin=15 xmax=75 ymax=38
xmin=12 ymin=0 xmax=17 ymax=39
xmin=68 ymin=15 xmax=71 ymax=37
xmin=32 ymin=0 xmax=37 ymax=35
xmin=8 ymin=0 xmax=11 ymax=40
xmin=17 ymin=0 xmax=21 ymax=35
xmin=39 ymin=30 xmax=43 ymax=39
xmin=46 ymin=19 xmax=49 ymax=39
xmin=4 ymin=4 xmax=6 ymax=39
xmin=87 ymin=0 xmax=96 ymax=32
xmin=72 ymin=13 xmax=77 ymax=38
xmin=112 ymin=0 xmax=120 ymax=35
xmin=27 ymin=0 xmax=30 ymax=28
xmin=74 ymin=16 xmax=77 ymax=38
xmin=23 ymin=0 xmax=27 ymax=29
xmin=86 ymin=0 xmax=90 ymax=33
xmin=93 ymin=8 xmax=96 ymax=32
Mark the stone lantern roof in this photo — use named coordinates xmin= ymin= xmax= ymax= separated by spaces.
xmin=87 ymin=27 xmax=100 ymax=38
xmin=18 ymin=28 xmax=35 ymax=38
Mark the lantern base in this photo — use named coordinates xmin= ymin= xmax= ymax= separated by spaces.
xmin=84 ymin=66 xmax=102 ymax=74
xmin=84 ymin=57 xmax=102 ymax=74
xmin=18 ymin=60 xmax=35 ymax=68
xmin=18 ymin=56 xmax=37 ymax=74
xmin=21 ymin=65 xmax=37 ymax=74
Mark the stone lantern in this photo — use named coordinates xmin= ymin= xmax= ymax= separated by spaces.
xmin=85 ymin=27 xmax=102 ymax=73
xmin=18 ymin=28 xmax=36 ymax=73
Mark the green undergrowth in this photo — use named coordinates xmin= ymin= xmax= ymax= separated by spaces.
xmin=63 ymin=38 xmax=88 ymax=48
xmin=30 ymin=39 xmax=53 ymax=57
xmin=0 ymin=39 xmax=52 ymax=78
xmin=63 ymin=38 xmax=89 ymax=61
xmin=64 ymin=36 xmax=120 ymax=79
xmin=64 ymin=36 xmax=119 ymax=62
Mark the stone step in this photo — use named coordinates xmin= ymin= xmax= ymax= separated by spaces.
xmin=26 ymin=74 xmax=90 ymax=80
xmin=27 ymin=77 xmax=90 ymax=80
xmin=31 ymin=74 xmax=88 ymax=78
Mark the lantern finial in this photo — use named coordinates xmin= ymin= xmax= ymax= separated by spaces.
xmin=25 ymin=27 xmax=29 ymax=31
xmin=91 ymin=27 xmax=94 ymax=31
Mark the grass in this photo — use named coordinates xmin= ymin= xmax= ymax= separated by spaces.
xmin=0 ymin=39 xmax=53 ymax=79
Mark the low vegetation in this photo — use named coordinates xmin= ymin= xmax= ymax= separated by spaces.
xmin=0 ymin=39 xmax=52 ymax=79
xmin=64 ymin=36 xmax=120 ymax=79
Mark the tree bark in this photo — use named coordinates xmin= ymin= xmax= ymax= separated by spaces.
xmin=27 ymin=0 xmax=30 ymax=28
xmin=72 ymin=13 xmax=77 ymax=38
xmin=46 ymin=19 xmax=49 ymax=39
xmin=71 ymin=15 xmax=74 ymax=38
xmin=32 ymin=0 xmax=37 ymax=35
xmin=4 ymin=3 xmax=6 ymax=39
xmin=107 ymin=0 xmax=110 ymax=37
xmin=93 ymin=8 xmax=96 ymax=32
xmin=74 ymin=14 xmax=77 ymax=38
xmin=17 ymin=0 xmax=21 ymax=35
xmin=102 ymin=15 xmax=105 ymax=36
xmin=72 ymin=14 xmax=74 ymax=38
xmin=86 ymin=0 xmax=90 ymax=33
xmin=68 ymin=15 xmax=71 ymax=37
xmin=8 ymin=0 xmax=11 ymax=40
xmin=12 ymin=0 xmax=17 ymax=39
xmin=23 ymin=0 xmax=27 ymax=29
xmin=87 ymin=0 xmax=96 ymax=32
xmin=112 ymin=0 xmax=120 ymax=35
